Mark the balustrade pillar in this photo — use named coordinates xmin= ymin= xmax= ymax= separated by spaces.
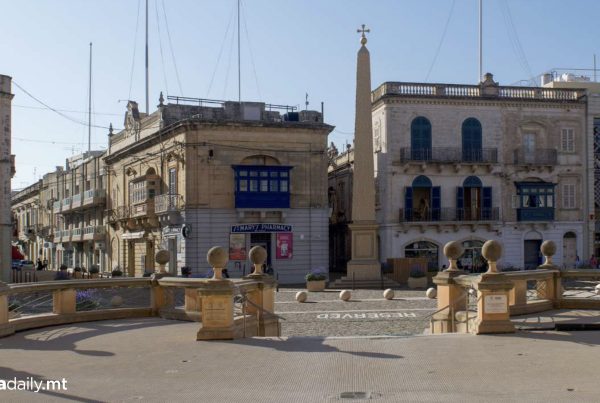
xmin=0 ymin=282 xmax=14 ymax=337
xmin=243 ymin=246 xmax=279 ymax=336
xmin=473 ymin=241 xmax=515 ymax=334
xmin=52 ymin=289 xmax=76 ymax=314
xmin=432 ymin=241 xmax=467 ymax=333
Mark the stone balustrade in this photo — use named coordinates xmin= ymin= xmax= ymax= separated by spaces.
xmin=432 ymin=239 xmax=600 ymax=335
xmin=0 ymin=246 xmax=279 ymax=341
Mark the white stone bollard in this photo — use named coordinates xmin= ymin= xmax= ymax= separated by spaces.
xmin=383 ymin=289 xmax=394 ymax=300
xmin=110 ymin=295 xmax=123 ymax=307
xmin=426 ymin=288 xmax=437 ymax=299
xmin=296 ymin=291 xmax=308 ymax=303
xmin=339 ymin=290 xmax=351 ymax=301
xmin=595 ymin=284 xmax=600 ymax=295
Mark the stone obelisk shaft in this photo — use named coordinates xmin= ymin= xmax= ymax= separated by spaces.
xmin=346 ymin=29 xmax=380 ymax=281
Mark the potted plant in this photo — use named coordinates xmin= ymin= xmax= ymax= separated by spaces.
xmin=426 ymin=266 xmax=439 ymax=284
xmin=111 ymin=268 xmax=123 ymax=277
xmin=73 ymin=266 xmax=82 ymax=279
xmin=305 ymin=268 xmax=327 ymax=292
xmin=89 ymin=265 xmax=100 ymax=279
xmin=408 ymin=268 xmax=427 ymax=289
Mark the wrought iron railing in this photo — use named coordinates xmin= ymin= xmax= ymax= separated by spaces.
xmin=399 ymin=207 xmax=499 ymax=222
xmin=399 ymin=147 xmax=498 ymax=164
xmin=154 ymin=194 xmax=184 ymax=214
xmin=513 ymin=148 xmax=557 ymax=165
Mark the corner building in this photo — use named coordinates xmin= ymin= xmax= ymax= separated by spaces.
xmin=105 ymin=97 xmax=333 ymax=282
xmin=373 ymin=74 xmax=594 ymax=270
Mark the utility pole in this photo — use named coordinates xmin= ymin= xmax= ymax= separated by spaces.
xmin=479 ymin=0 xmax=483 ymax=82
xmin=145 ymin=0 xmax=149 ymax=114
xmin=88 ymin=42 xmax=92 ymax=153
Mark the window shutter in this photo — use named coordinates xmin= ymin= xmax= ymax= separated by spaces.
xmin=482 ymin=187 xmax=492 ymax=219
xmin=404 ymin=187 xmax=413 ymax=221
xmin=456 ymin=187 xmax=464 ymax=220
xmin=432 ymin=186 xmax=441 ymax=220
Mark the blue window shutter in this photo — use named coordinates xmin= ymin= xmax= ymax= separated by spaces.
xmin=482 ymin=187 xmax=492 ymax=219
xmin=405 ymin=187 xmax=413 ymax=221
xmin=432 ymin=186 xmax=440 ymax=220
xmin=456 ymin=187 xmax=464 ymax=220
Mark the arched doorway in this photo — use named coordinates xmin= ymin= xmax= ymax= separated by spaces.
xmin=563 ymin=232 xmax=577 ymax=269
xmin=458 ymin=239 xmax=486 ymax=273
xmin=405 ymin=241 xmax=439 ymax=270
xmin=524 ymin=231 xmax=543 ymax=270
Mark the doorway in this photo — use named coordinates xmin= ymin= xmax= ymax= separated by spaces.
xmin=563 ymin=232 xmax=577 ymax=268
xmin=127 ymin=241 xmax=135 ymax=277
xmin=524 ymin=240 xmax=542 ymax=269
xmin=250 ymin=233 xmax=272 ymax=269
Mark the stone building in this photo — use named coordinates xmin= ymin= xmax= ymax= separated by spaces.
xmin=105 ymin=96 xmax=333 ymax=282
xmin=371 ymin=73 xmax=594 ymax=270
xmin=11 ymin=181 xmax=43 ymax=264
xmin=49 ymin=152 xmax=108 ymax=271
xmin=0 ymin=74 xmax=15 ymax=282
xmin=328 ymin=144 xmax=353 ymax=274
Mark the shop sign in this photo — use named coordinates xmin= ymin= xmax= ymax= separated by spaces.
xmin=162 ymin=226 xmax=182 ymax=238
xmin=276 ymin=232 xmax=293 ymax=259
xmin=229 ymin=233 xmax=247 ymax=260
xmin=231 ymin=224 xmax=292 ymax=233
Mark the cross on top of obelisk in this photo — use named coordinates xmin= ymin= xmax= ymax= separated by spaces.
xmin=357 ymin=24 xmax=370 ymax=46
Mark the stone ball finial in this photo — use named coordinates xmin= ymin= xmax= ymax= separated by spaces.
xmin=296 ymin=291 xmax=308 ymax=303
xmin=443 ymin=241 xmax=464 ymax=271
xmin=443 ymin=241 xmax=464 ymax=260
xmin=249 ymin=246 xmax=267 ymax=265
xmin=339 ymin=290 xmax=351 ymax=301
xmin=541 ymin=240 xmax=556 ymax=257
xmin=155 ymin=249 xmax=170 ymax=265
xmin=360 ymin=36 xmax=367 ymax=46
xmin=207 ymin=246 xmax=228 ymax=269
xmin=482 ymin=240 xmax=502 ymax=262
xmin=383 ymin=289 xmax=394 ymax=300
xmin=482 ymin=240 xmax=502 ymax=273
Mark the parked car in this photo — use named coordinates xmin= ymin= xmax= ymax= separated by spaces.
xmin=12 ymin=260 xmax=34 ymax=270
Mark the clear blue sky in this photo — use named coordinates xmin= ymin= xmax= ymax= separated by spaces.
xmin=3 ymin=0 xmax=600 ymax=189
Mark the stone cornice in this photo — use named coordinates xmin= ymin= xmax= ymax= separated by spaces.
xmin=374 ymin=96 xmax=586 ymax=110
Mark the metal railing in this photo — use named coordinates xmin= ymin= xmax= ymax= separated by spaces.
xmin=400 ymin=207 xmax=500 ymax=222
xmin=513 ymin=148 xmax=557 ymax=165
xmin=154 ymin=194 xmax=184 ymax=214
xmin=107 ymin=206 xmax=130 ymax=223
xmin=399 ymin=147 xmax=498 ymax=164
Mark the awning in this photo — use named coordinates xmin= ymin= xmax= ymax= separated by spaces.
xmin=12 ymin=245 xmax=24 ymax=260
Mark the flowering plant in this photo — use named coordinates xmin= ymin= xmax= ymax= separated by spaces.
xmin=305 ymin=268 xmax=327 ymax=281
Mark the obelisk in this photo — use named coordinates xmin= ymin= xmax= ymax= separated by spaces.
xmin=0 ymin=75 xmax=14 ymax=283
xmin=346 ymin=25 xmax=380 ymax=280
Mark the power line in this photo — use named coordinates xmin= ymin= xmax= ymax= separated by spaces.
xmin=207 ymin=3 xmax=236 ymax=97
xmin=154 ymin=0 xmax=170 ymax=95
xmin=128 ymin=0 xmax=142 ymax=101
xmin=12 ymin=81 xmax=115 ymax=130
xmin=13 ymin=104 xmax=120 ymax=116
xmin=241 ymin=0 xmax=262 ymax=100
xmin=162 ymin=0 xmax=184 ymax=95
xmin=425 ymin=0 xmax=456 ymax=82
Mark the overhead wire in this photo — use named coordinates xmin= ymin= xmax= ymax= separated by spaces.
xmin=12 ymin=104 xmax=121 ymax=116
xmin=425 ymin=0 xmax=456 ymax=82
xmin=499 ymin=0 xmax=536 ymax=85
xmin=128 ymin=0 xmax=142 ymax=100
xmin=240 ymin=0 xmax=262 ymax=101
xmin=207 ymin=3 xmax=236 ymax=97
xmin=223 ymin=4 xmax=238 ymax=100
xmin=12 ymin=81 xmax=115 ymax=130
xmin=161 ymin=0 xmax=184 ymax=95
xmin=154 ymin=0 xmax=170 ymax=95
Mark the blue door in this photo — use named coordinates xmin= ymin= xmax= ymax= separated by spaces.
xmin=411 ymin=117 xmax=432 ymax=160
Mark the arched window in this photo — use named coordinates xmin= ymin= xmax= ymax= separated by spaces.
xmin=405 ymin=175 xmax=440 ymax=221
xmin=462 ymin=118 xmax=482 ymax=162
xmin=405 ymin=241 xmax=439 ymax=270
xmin=411 ymin=117 xmax=432 ymax=160
xmin=457 ymin=176 xmax=493 ymax=221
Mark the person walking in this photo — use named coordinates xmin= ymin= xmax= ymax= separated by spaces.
xmin=590 ymin=255 xmax=598 ymax=269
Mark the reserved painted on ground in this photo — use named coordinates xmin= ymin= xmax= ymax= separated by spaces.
xmin=317 ymin=312 xmax=417 ymax=320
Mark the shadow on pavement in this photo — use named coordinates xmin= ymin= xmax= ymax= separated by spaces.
xmin=226 ymin=336 xmax=404 ymax=359
xmin=0 ymin=318 xmax=176 ymax=356
xmin=511 ymin=329 xmax=600 ymax=347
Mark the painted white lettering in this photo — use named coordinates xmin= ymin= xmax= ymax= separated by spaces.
xmin=316 ymin=313 xmax=328 ymax=319
xmin=367 ymin=313 xmax=379 ymax=319
xmin=405 ymin=312 xmax=417 ymax=317
xmin=354 ymin=313 xmax=366 ymax=318
xmin=379 ymin=313 xmax=391 ymax=318
xmin=330 ymin=313 xmax=341 ymax=319
xmin=342 ymin=314 xmax=353 ymax=319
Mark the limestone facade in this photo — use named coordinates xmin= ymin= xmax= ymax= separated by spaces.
xmin=0 ymin=75 xmax=14 ymax=282
xmin=372 ymin=74 xmax=592 ymax=270
xmin=105 ymin=97 xmax=333 ymax=282
xmin=11 ymin=152 xmax=108 ymax=271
